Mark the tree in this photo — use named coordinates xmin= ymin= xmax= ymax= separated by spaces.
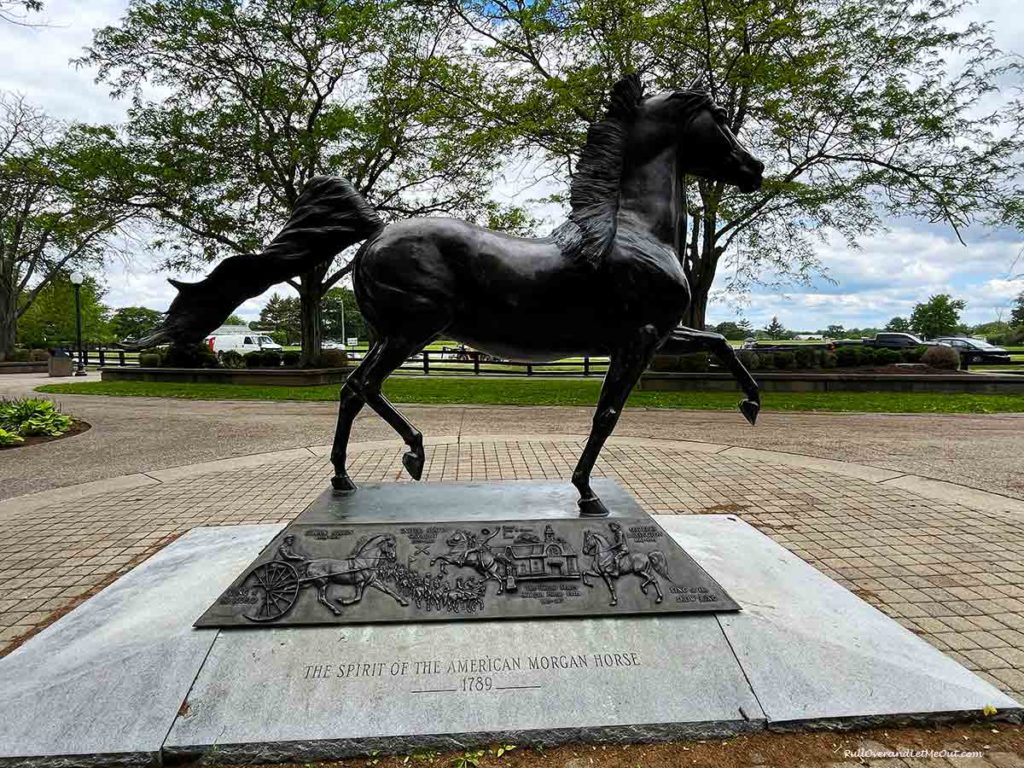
xmin=0 ymin=1 xmax=41 ymax=25
xmin=258 ymin=293 xmax=301 ymax=346
xmin=712 ymin=319 xmax=751 ymax=340
xmin=17 ymin=272 xmax=110 ymax=348
xmin=224 ymin=314 xmax=245 ymax=326
xmin=81 ymin=0 xmax=528 ymax=363
xmin=1011 ymin=293 xmax=1024 ymax=327
xmin=322 ymin=286 xmax=367 ymax=343
xmin=109 ymin=306 xmax=162 ymax=342
xmin=764 ymin=316 xmax=786 ymax=340
xmin=885 ymin=317 xmax=912 ymax=332
xmin=0 ymin=94 xmax=133 ymax=360
xmin=910 ymin=294 xmax=965 ymax=339
xmin=445 ymin=0 xmax=1024 ymax=327
xmin=825 ymin=324 xmax=844 ymax=338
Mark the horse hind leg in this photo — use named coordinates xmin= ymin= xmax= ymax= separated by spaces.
xmin=330 ymin=343 xmax=387 ymax=492
xmin=663 ymin=326 xmax=760 ymax=425
xmin=348 ymin=332 xmax=441 ymax=481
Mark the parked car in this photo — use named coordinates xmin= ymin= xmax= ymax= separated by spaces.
xmin=321 ymin=340 xmax=347 ymax=350
xmin=204 ymin=333 xmax=283 ymax=356
xmin=864 ymin=332 xmax=932 ymax=350
xmin=934 ymin=337 xmax=1012 ymax=365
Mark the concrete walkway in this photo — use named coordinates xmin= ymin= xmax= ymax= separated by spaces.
xmin=1 ymin=372 xmax=1023 ymax=501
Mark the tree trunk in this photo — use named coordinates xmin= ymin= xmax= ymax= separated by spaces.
xmin=297 ymin=271 xmax=324 ymax=366
xmin=0 ymin=281 xmax=16 ymax=362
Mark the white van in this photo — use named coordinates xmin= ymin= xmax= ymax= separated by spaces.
xmin=205 ymin=333 xmax=283 ymax=355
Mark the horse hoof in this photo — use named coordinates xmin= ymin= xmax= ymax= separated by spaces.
xmin=402 ymin=449 xmax=425 ymax=481
xmin=578 ymin=496 xmax=610 ymax=517
xmin=331 ymin=473 xmax=357 ymax=493
xmin=656 ymin=597 xmax=663 ymax=604
xmin=739 ymin=399 xmax=760 ymax=426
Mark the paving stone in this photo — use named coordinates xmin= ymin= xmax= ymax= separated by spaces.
xmin=0 ymin=525 xmax=282 ymax=765
xmin=659 ymin=515 xmax=1021 ymax=725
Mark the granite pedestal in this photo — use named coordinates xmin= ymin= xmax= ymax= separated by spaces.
xmin=0 ymin=507 xmax=1019 ymax=766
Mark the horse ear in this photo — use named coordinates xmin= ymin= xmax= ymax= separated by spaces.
xmin=689 ymin=74 xmax=706 ymax=92
xmin=607 ymin=73 xmax=644 ymax=118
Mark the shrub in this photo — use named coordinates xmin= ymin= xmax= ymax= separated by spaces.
xmin=162 ymin=343 xmax=219 ymax=369
xmin=835 ymin=347 xmax=858 ymax=367
xmin=0 ymin=427 xmax=24 ymax=446
xmin=857 ymin=346 xmax=876 ymax=365
xmin=901 ymin=346 xmax=926 ymax=363
xmin=219 ymin=350 xmax=245 ymax=369
xmin=139 ymin=352 xmax=162 ymax=368
xmin=314 ymin=348 xmax=348 ymax=368
xmin=757 ymin=352 xmax=774 ymax=369
xmin=29 ymin=349 xmax=49 ymax=361
xmin=794 ymin=347 xmax=817 ymax=369
xmin=737 ymin=350 xmax=760 ymax=371
xmin=874 ymin=348 xmax=901 ymax=365
xmin=921 ymin=345 xmax=960 ymax=370
xmin=0 ymin=398 xmax=73 ymax=438
xmin=245 ymin=350 xmax=282 ymax=368
xmin=676 ymin=353 xmax=710 ymax=372
xmin=821 ymin=351 xmax=838 ymax=369
xmin=9 ymin=349 xmax=30 ymax=362
xmin=773 ymin=351 xmax=795 ymax=369
xmin=282 ymin=350 xmax=302 ymax=367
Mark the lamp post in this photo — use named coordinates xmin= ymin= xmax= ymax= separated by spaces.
xmin=69 ymin=271 xmax=86 ymax=377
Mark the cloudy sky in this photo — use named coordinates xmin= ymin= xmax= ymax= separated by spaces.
xmin=2 ymin=0 xmax=1022 ymax=332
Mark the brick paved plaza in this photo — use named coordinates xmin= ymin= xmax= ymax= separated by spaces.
xmin=3 ymin=432 xmax=1023 ymax=713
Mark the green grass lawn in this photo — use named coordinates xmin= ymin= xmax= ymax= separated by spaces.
xmin=36 ymin=378 xmax=1024 ymax=414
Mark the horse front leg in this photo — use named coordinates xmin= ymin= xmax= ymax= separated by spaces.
xmin=339 ymin=579 xmax=369 ymax=606
xmin=661 ymin=326 xmax=760 ymax=425
xmin=602 ymin=573 xmax=618 ymax=606
xmin=330 ymin=345 xmax=384 ymax=493
xmin=369 ymin=577 xmax=409 ymax=606
xmin=573 ymin=325 xmax=661 ymax=517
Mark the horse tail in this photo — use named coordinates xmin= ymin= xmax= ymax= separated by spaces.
xmin=649 ymin=551 xmax=673 ymax=583
xmin=127 ymin=176 xmax=384 ymax=349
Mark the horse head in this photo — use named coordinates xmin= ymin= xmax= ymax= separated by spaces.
xmin=445 ymin=529 xmax=470 ymax=549
xmin=613 ymin=74 xmax=764 ymax=193
xmin=582 ymin=529 xmax=601 ymax=555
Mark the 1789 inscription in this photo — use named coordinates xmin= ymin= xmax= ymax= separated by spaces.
xmin=196 ymin=516 xmax=737 ymax=627
xmin=299 ymin=650 xmax=644 ymax=695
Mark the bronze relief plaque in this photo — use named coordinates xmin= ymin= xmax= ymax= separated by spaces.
xmin=197 ymin=513 xmax=737 ymax=627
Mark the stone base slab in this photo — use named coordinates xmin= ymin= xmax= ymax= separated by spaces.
xmin=1 ymin=514 xmax=1019 ymax=767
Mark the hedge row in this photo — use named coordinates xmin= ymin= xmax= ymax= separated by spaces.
xmin=654 ymin=345 xmax=934 ymax=373
xmin=139 ymin=345 xmax=348 ymax=369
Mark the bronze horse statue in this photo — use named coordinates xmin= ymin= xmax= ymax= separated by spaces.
xmin=582 ymin=529 xmax=672 ymax=606
xmin=132 ymin=75 xmax=764 ymax=517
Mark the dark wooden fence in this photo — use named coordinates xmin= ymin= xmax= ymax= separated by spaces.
xmin=82 ymin=346 xmax=610 ymax=377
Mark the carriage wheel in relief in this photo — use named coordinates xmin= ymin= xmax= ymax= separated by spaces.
xmin=241 ymin=561 xmax=300 ymax=622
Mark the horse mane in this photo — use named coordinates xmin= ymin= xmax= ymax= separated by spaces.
xmin=352 ymin=534 xmax=387 ymax=556
xmin=552 ymin=75 xmax=717 ymax=267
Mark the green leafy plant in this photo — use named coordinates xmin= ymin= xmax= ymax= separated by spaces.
xmin=162 ymin=343 xmax=220 ymax=369
xmin=219 ymin=350 xmax=245 ymax=369
xmin=0 ymin=398 xmax=73 ymax=439
xmin=0 ymin=427 xmax=24 ymax=446
xmin=874 ymin=348 xmax=901 ymax=365
xmin=139 ymin=351 xmax=162 ymax=367
xmin=282 ymin=350 xmax=302 ymax=367
xmin=449 ymin=750 xmax=485 ymax=768
xmin=773 ymin=351 xmax=795 ymax=370
xmin=491 ymin=744 xmax=517 ymax=758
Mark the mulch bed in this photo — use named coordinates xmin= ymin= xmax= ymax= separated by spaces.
xmin=219 ymin=722 xmax=1024 ymax=768
xmin=0 ymin=418 xmax=90 ymax=451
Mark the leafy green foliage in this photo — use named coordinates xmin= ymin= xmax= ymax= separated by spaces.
xmin=161 ymin=343 xmax=219 ymax=368
xmin=218 ymin=350 xmax=245 ymax=369
xmin=1 ymin=94 xmax=134 ymax=360
xmin=444 ymin=0 xmax=1024 ymax=325
xmin=259 ymin=294 xmax=301 ymax=347
xmin=245 ymin=350 xmax=282 ymax=368
xmin=1011 ymin=293 xmax=1024 ymax=328
xmin=323 ymin=286 xmax=367 ymax=343
xmin=15 ymin=272 xmax=111 ymax=349
xmin=886 ymin=317 xmax=912 ymax=333
xmin=0 ymin=397 xmax=72 ymax=439
xmin=0 ymin=426 xmax=23 ymax=446
xmin=80 ymin=1 xmax=531 ymax=360
xmin=910 ymin=294 xmax=966 ymax=339
xmin=110 ymin=306 xmax=163 ymax=342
